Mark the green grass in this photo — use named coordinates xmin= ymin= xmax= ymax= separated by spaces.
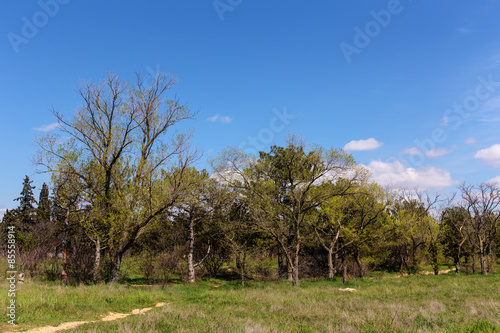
xmin=2 ymin=274 xmax=500 ymax=332
xmin=0 ymin=281 xmax=169 ymax=331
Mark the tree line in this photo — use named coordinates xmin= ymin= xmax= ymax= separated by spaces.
xmin=1 ymin=72 xmax=499 ymax=286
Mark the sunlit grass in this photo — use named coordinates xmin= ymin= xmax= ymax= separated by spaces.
xmin=2 ymin=273 xmax=499 ymax=332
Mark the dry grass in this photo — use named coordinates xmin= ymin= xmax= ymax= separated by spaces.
xmin=2 ymin=273 xmax=499 ymax=332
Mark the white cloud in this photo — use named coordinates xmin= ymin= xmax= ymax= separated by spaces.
xmin=475 ymin=144 xmax=500 ymax=168
xmin=487 ymin=176 xmax=500 ymax=187
xmin=401 ymin=146 xmax=454 ymax=158
xmin=401 ymin=147 xmax=421 ymax=155
xmin=34 ymin=123 xmax=61 ymax=132
xmin=425 ymin=147 xmax=454 ymax=158
xmin=365 ymin=159 xmax=457 ymax=190
xmin=465 ymin=137 xmax=477 ymax=144
xmin=0 ymin=208 xmax=8 ymax=220
xmin=344 ymin=138 xmax=383 ymax=151
xmin=206 ymin=114 xmax=232 ymax=124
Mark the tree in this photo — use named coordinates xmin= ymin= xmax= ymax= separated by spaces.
xmin=222 ymin=196 xmax=261 ymax=286
xmin=212 ymin=137 xmax=357 ymax=286
xmin=51 ymin=171 xmax=87 ymax=286
xmin=14 ymin=175 xmax=37 ymax=228
xmin=37 ymin=183 xmax=51 ymax=222
xmin=385 ymin=190 xmax=441 ymax=274
xmin=5 ymin=176 xmax=39 ymax=251
xmin=315 ymin=180 xmax=388 ymax=281
xmin=35 ymin=72 xmax=197 ymax=283
xmin=441 ymin=205 xmax=471 ymax=274
xmin=459 ymin=183 xmax=500 ymax=275
xmin=172 ymin=168 xmax=216 ymax=283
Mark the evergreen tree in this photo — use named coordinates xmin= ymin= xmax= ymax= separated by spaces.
xmin=14 ymin=175 xmax=37 ymax=228
xmin=37 ymin=183 xmax=51 ymax=222
xmin=1 ymin=209 xmax=15 ymax=224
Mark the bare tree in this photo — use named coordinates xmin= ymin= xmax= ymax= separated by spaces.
xmin=35 ymin=72 xmax=197 ymax=283
xmin=459 ymin=183 xmax=500 ymax=275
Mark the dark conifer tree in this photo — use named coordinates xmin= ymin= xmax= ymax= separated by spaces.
xmin=37 ymin=183 xmax=51 ymax=222
xmin=14 ymin=175 xmax=37 ymax=229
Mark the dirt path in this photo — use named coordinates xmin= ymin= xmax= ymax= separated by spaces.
xmin=5 ymin=302 xmax=167 ymax=333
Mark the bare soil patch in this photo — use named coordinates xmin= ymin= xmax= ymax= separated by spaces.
xmin=5 ymin=302 xmax=167 ymax=333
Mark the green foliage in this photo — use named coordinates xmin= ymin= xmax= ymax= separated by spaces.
xmin=14 ymin=175 xmax=37 ymax=226
xmin=37 ymin=182 xmax=51 ymax=222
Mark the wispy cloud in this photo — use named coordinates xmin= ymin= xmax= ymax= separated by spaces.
xmin=344 ymin=138 xmax=383 ymax=151
xmin=476 ymin=96 xmax=500 ymax=123
xmin=206 ymin=114 xmax=232 ymax=124
xmin=465 ymin=137 xmax=477 ymax=144
xmin=487 ymin=175 xmax=500 ymax=187
xmin=475 ymin=144 xmax=500 ymax=168
xmin=34 ymin=122 xmax=61 ymax=132
xmin=401 ymin=146 xmax=455 ymax=158
xmin=425 ymin=147 xmax=455 ymax=158
xmin=401 ymin=147 xmax=421 ymax=155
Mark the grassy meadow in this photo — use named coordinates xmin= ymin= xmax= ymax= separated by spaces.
xmin=1 ymin=272 xmax=499 ymax=332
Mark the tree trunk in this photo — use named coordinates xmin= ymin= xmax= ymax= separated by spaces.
xmin=480 ymin=242 xmax=487 ymax=276
xmin=327 ymin=248 xmax=335 ymax=279
xmin=61 ymin=246 xmax=68 ymax=286
xmin=110 ymin=251 xmax=123 ymax=283
xmin=277 ymin=250 xmax=285 ymax=279
xmin=240 ymin=251 xmax=246 ymax=287
xmin=471 ymin=254 xmax=476 ymax=274
xmin=61 ymin=207 xmax=69 ymax=286
xmin=93 ymin=238 xmax=101 ymax=282
xmin=455 ymin=244 xmax=461 ymax=275
xmin=291 ymin=236 xmax=301 ymax=287
xmin=342 ymin=254 xmax=347 ymax=284
xmin=292 ymin=256 xmax=300 ymax=287
xmin=286 ymin=258 xmax=293 ymax=281
xmin=334 ymin=243 xmax=339 ymax=276
xmin=355 ymin=250 xmax=364 ymax=278
xmin=187 ymin=217 xmax=195 ymax=283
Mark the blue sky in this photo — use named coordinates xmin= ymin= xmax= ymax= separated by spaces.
xmin=1 ymin=0 xmax=500 ymax=216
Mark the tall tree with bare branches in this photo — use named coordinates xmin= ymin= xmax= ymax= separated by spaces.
xmin=35 ymin=72 xmax=197 ymax=283
xmin=459 ymin=183 xmax=500 ymax=275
